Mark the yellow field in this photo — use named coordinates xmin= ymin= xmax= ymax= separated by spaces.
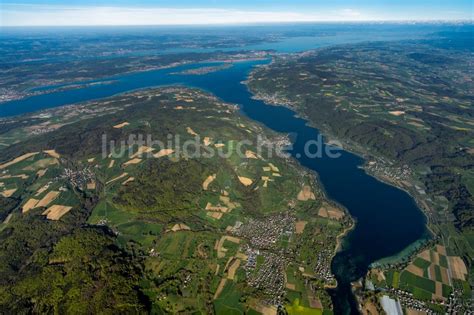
xmin=261 ymin=176 xmax=274 ymax=188
xmin=3 ymin=213 xmax=13 ymax=224
xmin=36 ymin=191 xmax=60 ymax=208
xmin=42 ymin=205 xmax=73 ymax=220
xmin=43 ymin=149 xmax=60 ymax=158
xmin=113 ymin=121 xmax=129 ymax=129
xmin=153 ymin=149 xmax=174 ymax=158
xmin=123 ymin=158 xmax=142 ymax=166
xmin=122 ymin=177 xmax=135 ymax=185
xmin=236 ymin=252 xmax=248 ymax=260
xmin=207 ymin=212 xmax=223 ymax=220
xmin=205 ymin=202 xmax=229 ymax=213
xmin=106 ymin=172 xmax=128 ymax=185
xmin=86 ymin=181 xmax=96 ymax=190
xmin=1 ymin=189 xmax=17 ymax=197
xmin=0 ymin=174 xmax=29 ymax=180
xmin=22 ymin=198 xmax=39 ymax=213
xmin=37 ymin=169 xmax=47 ymax=177
xmin=203 ymin=137 xmax=212 ymax=146
xmin=219 ymin=195 xmax=237 ymax=210
xmin=170 ymin=223 xmax=191 ymax=232
xmin=202 ymin=174 xmax=217 ymax=190
xmin=227 ymin=258 xmax=241 ymax=280
xmin=245 ymin=150 xmax=258 ymax=159
xmin=389 ymin=110 xmax=405 ymax=116
xmin=35 ymin=184 xmax=49 ymax=196
xmin=238 ymin=176 xmax=253 ymax=186
xmin=0 ymin=152 xmax=39 ymax=170
xmin=268 ymin=163 xmax=280 ymax=172
xmin=213 ymin=278 xmax=227 ymax=300
xmin=131 ymin=146 xmax=154 ymax=158
xmin=186 ymin=127 xmax=198 ymax=136
xmin=108 ymin=160 xmax=115 ymax=168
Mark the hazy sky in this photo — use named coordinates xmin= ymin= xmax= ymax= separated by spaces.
xmin=1 ymin=0 xmax=473 ymax=26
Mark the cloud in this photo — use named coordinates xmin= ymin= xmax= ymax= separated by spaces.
xmin=1 ymin=5 xmax=377 ymax=26
xmin=0 ymin=4 xmax=470 ymax=26
xmin=339 ymin=9 xmax=362 ymax=17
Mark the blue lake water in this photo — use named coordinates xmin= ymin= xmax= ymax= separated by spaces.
xmin=0 ymin=60 xmax=430 ymax=314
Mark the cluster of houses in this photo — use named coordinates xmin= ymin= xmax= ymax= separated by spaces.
xmin=246 ymin=250 xmax=289 ymax=306
xmin=385 ymin=286 xmax=471 ymax=314
xmin=313 ymin=248 xmax=336 ymax=284
xmin=62 ymin=167 xmax=95 ymax=190
xmin=0 ymin=88 xmax=24 ymax=103
xmin=233 ymin=213 xmax=295 ymax=305
xmin=366 ymin=160 xmax=412 ymax=184
xmin=446 ymin=286 xmax=473 ymax=314
xmin=233 ymin=212 xmax=295 ymax=249
xmin=386 ymin=288 xmax=432 ymax=314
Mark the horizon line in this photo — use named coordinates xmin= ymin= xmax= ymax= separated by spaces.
xmin=2 ymin=19 xmax=473 ymax=28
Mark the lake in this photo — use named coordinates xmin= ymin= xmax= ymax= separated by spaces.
xmin=0 ymin=59 xmax=430 ymax=313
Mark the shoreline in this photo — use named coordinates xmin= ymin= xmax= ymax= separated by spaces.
xmin=246 ymin=83 xmax=435 ymax=252
xmin=0 ymin=54 xmax=273 ymax=106
xmin=243 ymin=79 xmax=437 ymax=305
xmin=3 ymin=55 xmax=432 ymax=294
xmin=324 ymin=218 xmax=356 ymax=291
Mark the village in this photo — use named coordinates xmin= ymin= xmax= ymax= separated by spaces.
xmin=365 ymin=159 xmax=412 ymax=185
xmin=378 ymin=285 xmax=472 ymax=315
xmin=230 ymin=209 xmax=342 ymax=307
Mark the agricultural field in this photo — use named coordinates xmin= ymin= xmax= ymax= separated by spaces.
xmin=247 ymin=33 xmax=474 ymax=311
xmin=247 ymin=34 xmax=474 ymax=233
xmin=248 ymin=35 xmax=474 ymax=215
xmin=370 ymin=244 xmax=470 ymax=313
xmin=0 ymin=87 xmax=350 ymax=313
